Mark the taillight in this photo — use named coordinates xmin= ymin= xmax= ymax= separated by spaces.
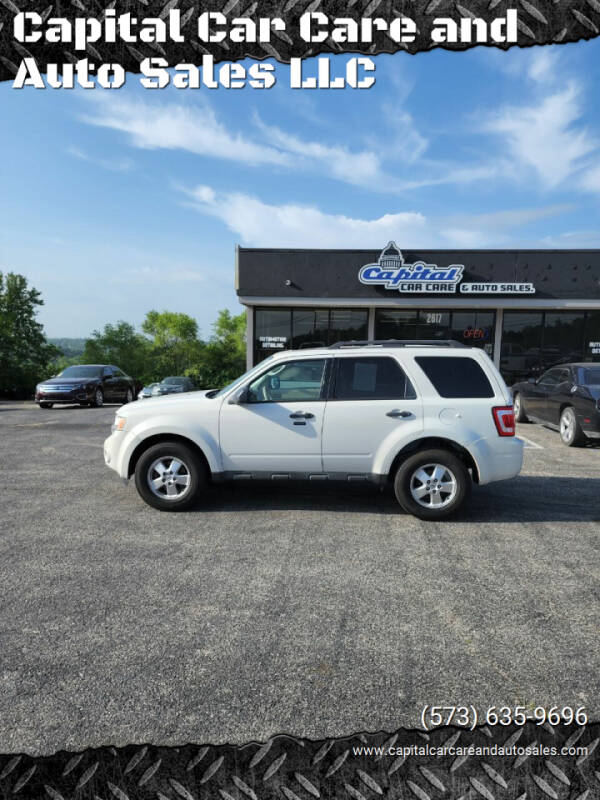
xmin=492 ymin=406 xmax=515 ymax=436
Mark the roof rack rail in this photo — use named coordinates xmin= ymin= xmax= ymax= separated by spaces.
xmin=328 ymin=339 xmax=467 ymax=349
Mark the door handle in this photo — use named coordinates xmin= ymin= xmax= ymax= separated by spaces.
xmin=289 ymin=411 xmax=314 ymax=419
xmin=386 ymin=409 xmax=412 ymax=418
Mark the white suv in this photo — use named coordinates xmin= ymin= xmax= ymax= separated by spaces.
xmin=103 ymin=341 xmax=523 ymax=520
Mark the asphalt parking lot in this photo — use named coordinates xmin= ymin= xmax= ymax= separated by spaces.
xmin=0 ymin=400 xmax=599 ymax=756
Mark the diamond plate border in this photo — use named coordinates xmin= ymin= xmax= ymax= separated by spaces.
xmin=0 ymin=724 xmax=599 ymax=800
xmin=1 ymin=0 xmax=600 ymax=85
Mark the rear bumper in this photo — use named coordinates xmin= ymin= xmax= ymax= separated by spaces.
xmin=469 ymin=435 xmax=524 ymax=485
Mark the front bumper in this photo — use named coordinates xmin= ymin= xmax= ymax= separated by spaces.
xmin=36 ymin=387 xmax=92 ymax=403
xmin=578 ymin=408 xmax=600 ymax=438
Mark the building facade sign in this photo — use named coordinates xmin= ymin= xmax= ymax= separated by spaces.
xmin=358 ymin=242 xmax=536 ymax=295
xmin=358 ymin=242 xmax=463 ymax=294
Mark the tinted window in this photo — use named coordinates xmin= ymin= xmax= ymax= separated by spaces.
xmin=248 ymin=359 xmax=326 ymax=403
xmin=112 ymin=368 xmax=125 ymax=377
xmin=333 ymin=357 xmax=416 ymax=401
xmin=102 ymin=367 xmax=114 ymax=377
xmin=538 ymin=368 xmax=563 ymax=386
xmin=579 ymin=366 xmax=600 ymax=384
xmin=58 ymin=366 xmax=102 ymax=378
xmin=416 ymin=356 xmax=494 ymax=398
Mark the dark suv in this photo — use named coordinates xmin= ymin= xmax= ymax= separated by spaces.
xmin=35 ymin=365 xmax=135 ymax=408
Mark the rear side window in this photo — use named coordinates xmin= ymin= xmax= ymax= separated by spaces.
xmin=415 ymin=356 xmax=494 ymax=398
xmin=333 ymin=356 xmax=416 ymax=400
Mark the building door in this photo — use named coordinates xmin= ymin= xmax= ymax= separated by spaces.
xmin=449 ymin=311 xmax=496 ymax=358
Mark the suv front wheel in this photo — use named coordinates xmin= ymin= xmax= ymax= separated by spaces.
xmin=394 ymin=448 xmax=470 ymax=520
xmin=134 ymin=441 xmax=207 ymax=511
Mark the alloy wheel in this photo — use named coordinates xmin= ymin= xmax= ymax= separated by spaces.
xmin=409 ymin=463 xmax=458 ymax=509
xmin=560 ymin=410 xmax=573 ymax=441
xmin=147 ymin=457 xmax=192 ymax=501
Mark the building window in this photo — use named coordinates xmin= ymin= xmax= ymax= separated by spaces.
xmin=500 ymin=310 xmax=589 ymax=385
xmin=328 ymin=309 xmax=368 ymax=345
xmin=292 ymin=309 xmax=330 ymax=349
xmin=375 ymin=310 xmax=418 ymax=339
xmin=584 ymin=311 xmax=600 ymax=361
xmin=375 ymin=309 xmax=494 ymax=356
xmin=449 ymin=311 xmax=495 ymax=356
xmin=254 ymin=308 xmax=367 ymax=364
xmin=416 ymin=310 xmax=451 ymax=340
xmin=255 ymin=309 xmax=292 ymax=363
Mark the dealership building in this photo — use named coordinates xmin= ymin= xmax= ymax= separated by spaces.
xmin=236 ymin=243 xmax=600 ymax=385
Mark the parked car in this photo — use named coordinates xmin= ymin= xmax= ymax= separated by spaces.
xmin=153 ymin=376 xmax=195 ymax=396
xmin=512 ymin=363 xmax=600 ymax=446
xmin=35 ymin=365 xmax=135 ymax=408
xmin=138 ymin=382 xmax=160 ymax=400
xmin=104 ymin=340 xmax=523 ymax=520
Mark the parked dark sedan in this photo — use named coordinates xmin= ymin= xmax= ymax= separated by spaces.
xmin=35 ymin=365 xmax=135 ymax=409
xmin=512 ymin=363 xmax=600 ymax=446
xmin=153 ymin=376 xmax=195 ymax=396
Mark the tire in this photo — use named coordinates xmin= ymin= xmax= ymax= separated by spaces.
xmin=39 ymin=402 xmax=53 ymax=409
xmin=79 ymin=402 xmax=88 ymax=407
xmin=513 ymin=392 xmax=529 ymax=423
xmin=123 ymin=388 xmax=133 ymax=404
xmin=559 ymin=406 xmax=586 ymax=447
xmin=91 ymin=388 xmax=104 ymax=408
xmin=134 ymin=441 xmax=207 ymax=511
xmin=394 ymin=448 xmax=470 ymax=521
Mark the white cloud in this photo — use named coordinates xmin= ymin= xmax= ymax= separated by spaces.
xmin=183 ymin=184 xmax=568 ymax=249
xmin=67 ymin=145 xmax=133 ymax=172
xmin=481 ymin=82 xmax=596 ymax=188
xmin=253 ymin=115 xmax=387 ymax=189
xmin=527 ymin=48 xmax=560 ymax=83
xmin=184 ymin=184 xmax=427 ymax=248
xmin=82 ymin=96 xmax=290 ymax=167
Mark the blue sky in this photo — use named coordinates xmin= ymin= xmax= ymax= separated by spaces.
xmin=2 ymin=41 xmax=600 ymax=337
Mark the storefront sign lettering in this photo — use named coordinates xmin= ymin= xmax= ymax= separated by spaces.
xmin=359 ymin=242 xmax=463 ymax=293
xmin=460 ymin=282 xmax=535 ymax=294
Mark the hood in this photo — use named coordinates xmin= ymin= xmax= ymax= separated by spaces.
xmin=40 ymin=376 xmax=99 ymax=385
xmin=121 ymin=389 xmax=214 ymax=416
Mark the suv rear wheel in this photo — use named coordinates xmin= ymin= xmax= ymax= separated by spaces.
xmin=134 ymin=441 xmax=207 ymax=511
xmin=394 ymin=448 xmax=470 ymax=520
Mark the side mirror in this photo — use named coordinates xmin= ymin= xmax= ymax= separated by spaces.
xmin=229 ymin=386 xmax=248 ymax=405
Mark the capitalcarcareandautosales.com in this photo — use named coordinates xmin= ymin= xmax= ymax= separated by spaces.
xmin=352 ymin=744 xmax=589 ymax=758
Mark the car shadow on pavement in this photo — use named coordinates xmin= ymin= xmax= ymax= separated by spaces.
xmin=197 ymin=475 xmax=600 ymax=522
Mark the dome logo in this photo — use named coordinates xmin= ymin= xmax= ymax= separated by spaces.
xmin=359 ymin=242 xmax=464 ymax=294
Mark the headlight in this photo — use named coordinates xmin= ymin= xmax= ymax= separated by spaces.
xmin=111 ymin=416 xmax=126 ymax=432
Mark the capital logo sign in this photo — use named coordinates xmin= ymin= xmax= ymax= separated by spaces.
xmin=358 ymin=242 xmax=464 ymax=294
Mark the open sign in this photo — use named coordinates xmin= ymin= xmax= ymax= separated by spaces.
xmin=463 ymin=327 xmax=490 ymax=341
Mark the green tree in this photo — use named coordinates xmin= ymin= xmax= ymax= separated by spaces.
xmin=141 ymin=310 xmax=204 ymax=377
xmin=82 ymin=321 xmax=152 ymax=382
xmin=0 ymin=271 xmax=59 ymax=397
xmin=189 ymin=309 xmax=246 ymax=388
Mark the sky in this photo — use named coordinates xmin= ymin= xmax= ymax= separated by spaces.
xmin=2 ymin=41 xmax=600 ymax=337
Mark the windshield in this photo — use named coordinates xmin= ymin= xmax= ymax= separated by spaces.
xmin=579 ymin=366 xmax=600 ymax=384
xmin=207 ymin=356 xmax=276 ymax=399
xmin=162 ymin=377 xmax=186 ymax=385
xmin=57 ymin=366 xmax=102 ymax=378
